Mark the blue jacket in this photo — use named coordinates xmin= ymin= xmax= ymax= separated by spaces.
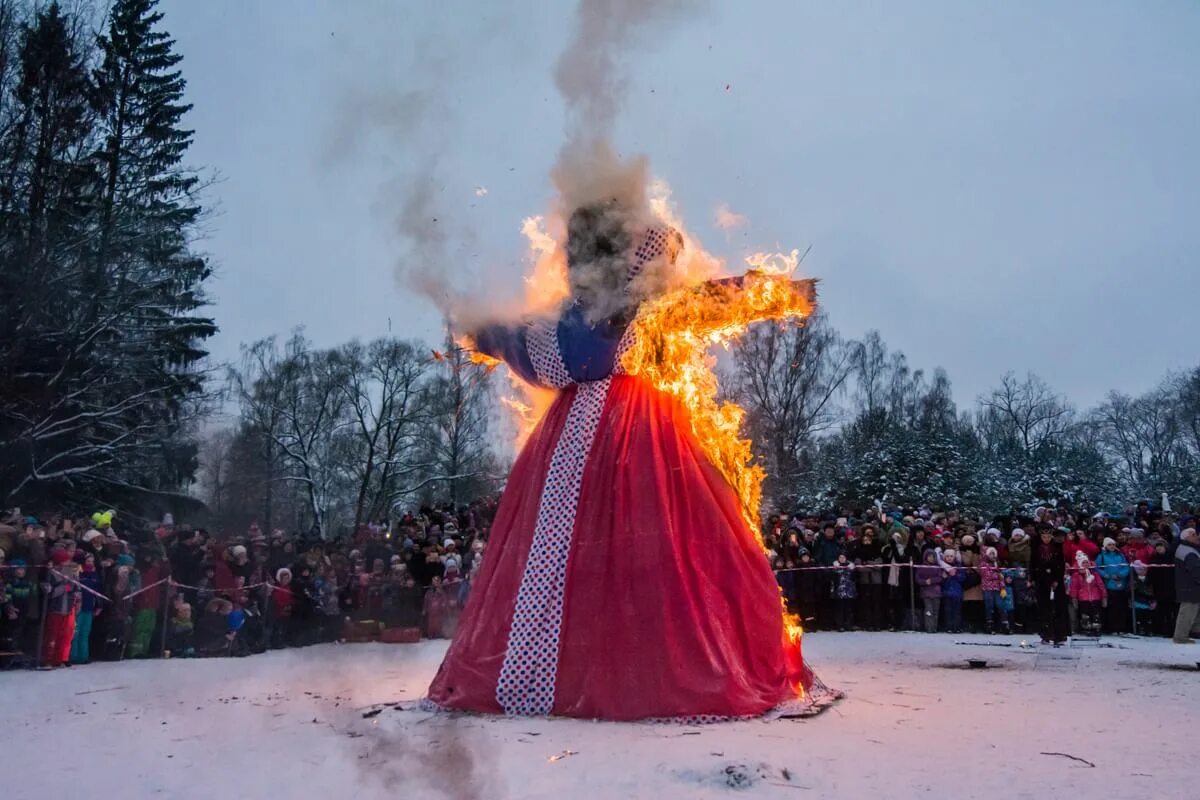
xmin=941 ymin=568 xmax=967 ymax=599
xmin=79 ymin=570 xmax=105 ymax=613
xmin=1094 ymin=550 xmax=1130 ymax=592
xmin=832 ymin=566 xmax=857 ymax=599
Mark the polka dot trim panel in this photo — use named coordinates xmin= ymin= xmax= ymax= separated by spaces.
xmin=526 ymin=320 xmax=573 ymax=389
xmin=611 ymin=322 xmax=638 ymax=376
xmin=495 ymin=378 xmax=612 ymax=716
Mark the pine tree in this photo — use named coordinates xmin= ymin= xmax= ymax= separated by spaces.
xmin=0 ymin=0 xmax=215 ymax=507
xmin=90 ymin=0 xmax=214 ymax=402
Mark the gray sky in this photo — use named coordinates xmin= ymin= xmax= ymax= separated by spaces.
xmin=163 ymin=0 xmax=1200 ymax=410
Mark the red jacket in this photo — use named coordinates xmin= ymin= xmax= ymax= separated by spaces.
xmin=1068 ymin=563 xmax=1108 ymax=603
xmin=133 ymin=562 xmax=167 ymax=612
xmin=1063 ymin=538 xmax=1099 ymax=568
xmin=271 ymin=585 xmax=294 ymax=617
xmin=1122 ymin=543 xmax=1153 ymax=566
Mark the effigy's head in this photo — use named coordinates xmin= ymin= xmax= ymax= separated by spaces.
xmin=565 ymin=200 xmax=683 ymax=324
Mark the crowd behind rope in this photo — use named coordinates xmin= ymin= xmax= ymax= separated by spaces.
xmin=3 ymin=498 xmax=1200 ymax=670
xmin=0 ymin=502 xmax=498 ymax=668
xmin=762 ymin=502 xmax=1200 ymax=645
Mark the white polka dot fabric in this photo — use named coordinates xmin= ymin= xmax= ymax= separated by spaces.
xmin=495 ymin=377 xmax=613 ymax=716
xmin=526 ymin=320 xmax=573 ymax=389
xmin=627 ymin=226 xmax=673 ymax=280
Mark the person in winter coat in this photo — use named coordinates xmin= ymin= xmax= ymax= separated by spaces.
xmin=1067 ymin=551 xmax=1107 ymax=635
xmin=958 ymin=535 xmax=984 ymax=632
xmin=3 ymin=559 xmax=35 ymax=655
xmin=1063 ymin=530 xmax=1099 ymax=570
xmin=915 ymin=550 xmax=942 ymax=633
xmin=269 ymin=568 xmax=295 ymax=648
xmin=70 ymin=554 xmax=105 ymax=664
xmin=814 ymin=524 xmax=844 ymax=625
xmin=1095 ymin=538 xmax=1131 ymax=634
xmin=128 ymin=555 xmax=167 ymax=658
xmin=1030 ymin=527 xmax=1069 ymax=645
xmin=940 ymin=551 xmax=967 ymax=634
xmin=1150 ymin=540 xmax=1177 ymax=636
xmin=831 ymin=553 xmax=857 ymax=631
xmin=1007 ymin=529 xmax=1031 ymax=568
xmin=851 ymin=527 xmax=885 ymax=630
xmin=1122 ymin=530 xmax=1154 ymax=569
xmin=882 ymin=527 xmax=917 ymax=631
xmin=774 ymin=556 xmax=796 ymax=614
xmin=1130 ymin=560 xmax=1156 ymax=635
xmin=168 ymin=602 xmax=195 ymax=657
xmin=1173 ymin=528 xmax=1200 ymax=643
xmin=42 ymin=550 xmax=79 ymax=667
xmin=979 ymin=547 xmax=1009 ymax=634
xmin=792 ymin=550 xmax=821 ymax=630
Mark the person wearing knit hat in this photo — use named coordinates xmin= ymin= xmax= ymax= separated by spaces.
xmin=269 ymin=568 xmax=294 ymax=648
xmin=70 ymin=553 xmax=105 ymax=664
xmin=81 ymin=529 xmax=102 ymax=544
xmin=1030 ymin=525 xmax=1069 ymax=645
xmin=1172 ymin=528 xmax=1200 ymax=643
xmin=1068 ymin=549 xmax=1106 ymax=635
xmin=1095 ymin=537 xmax=1131 ymax=634
xmin=979 ymin=546 xmax=1008 ymax=634
xmin=42 ymin=554 xmax=79 ymax=666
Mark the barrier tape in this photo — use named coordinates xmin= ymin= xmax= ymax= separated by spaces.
xmin=768 ymin=562 xmax=1173 ymax=574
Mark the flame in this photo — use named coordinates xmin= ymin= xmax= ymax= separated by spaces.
xmin=784 ymin=608 xmax=806 ymax=698
xmin=519 ymin=215 xmax=570 ymax=314
xmin=617 ymin=266 xmax=815 ymax=533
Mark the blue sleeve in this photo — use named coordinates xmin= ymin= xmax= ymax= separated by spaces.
xmin=472 ymin=323 xmax=540 ymax=385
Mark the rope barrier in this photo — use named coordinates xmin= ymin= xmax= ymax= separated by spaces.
xmin=768 ymin=562 xmax=1173 ymax=574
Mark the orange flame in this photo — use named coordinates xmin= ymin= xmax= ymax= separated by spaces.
xmin=617 ymin=267 xmax=815 ymax=532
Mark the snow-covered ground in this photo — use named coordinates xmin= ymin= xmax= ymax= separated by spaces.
xmin=5 ymin=633 xmax=1196 ymax=799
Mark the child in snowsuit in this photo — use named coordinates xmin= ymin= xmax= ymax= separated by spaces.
xmin=831 ymin=554 xmax=857 ymax=631
xmin=42 ymin=551 xmax=79 ymax=667
xmin=980 ymin=547 xmax=1010 ymax=634
xmin=70 ymin=556 xmax=105 ymax=664
xmin=1067 ymin=551 xmax=1107 ymax=636
xmin=916 ymin=550 xmax=942 ymax=633
xmin=941 ymin=551 xmax=967 ymax=633
xmin=168 ymin=602 xmax=195 ymax=657
xmin=1 ymin=559 xmax=35 ymax=655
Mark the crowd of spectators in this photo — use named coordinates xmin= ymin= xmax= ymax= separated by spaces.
xmin=0 ymin=501 xmax=496 ymax=668
xmin=3 ymin=497 xmax=1199 ymax=671
xmin=763 ymin=500 xmax=1200 ymax=645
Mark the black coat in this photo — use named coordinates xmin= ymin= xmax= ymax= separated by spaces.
xmin=1149 ymin=552 xmax=1176 ymax=602
xmin=1175 ymin=543 xmax=1200 ymax=604
xmin=1030 ymin=541 xmax=1065 ymax=589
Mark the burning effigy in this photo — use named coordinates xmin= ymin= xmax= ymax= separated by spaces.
xmin=422 ymin=159 xmax=840 ymax=720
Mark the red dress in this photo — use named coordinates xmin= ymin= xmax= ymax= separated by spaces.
xmin=426 ymin=304 xmax=837 ymax=721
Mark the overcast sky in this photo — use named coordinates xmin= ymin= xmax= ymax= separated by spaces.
xmin=161 ymin=0 xmax=1200 ymax=410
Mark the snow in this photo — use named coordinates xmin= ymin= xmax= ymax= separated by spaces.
xmin=6 ymin=633 xmax=1197 ymax=799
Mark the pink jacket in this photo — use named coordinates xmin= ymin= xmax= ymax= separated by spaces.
xmin=980 ymin=560 xmax=1005 ymax=592
xmin=1068 ymin=564 xmax=1108 ymax=603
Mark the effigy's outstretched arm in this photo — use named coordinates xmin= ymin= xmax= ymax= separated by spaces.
xmin=467 ymin=322 xmax=542 ymax=385
xmin=636 ymin=272 xmax=817 ymax=342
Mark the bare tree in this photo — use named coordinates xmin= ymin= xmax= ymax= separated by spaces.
xmin=977 ymin=372 xmax=1075 ymax=454
xmin=729 ymin=313 xmax=857 ymax=502
xmin=336 ymin=338 xmax=432 ymax=528
xmin=422 ymin=332 xmax=497 ymax=506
